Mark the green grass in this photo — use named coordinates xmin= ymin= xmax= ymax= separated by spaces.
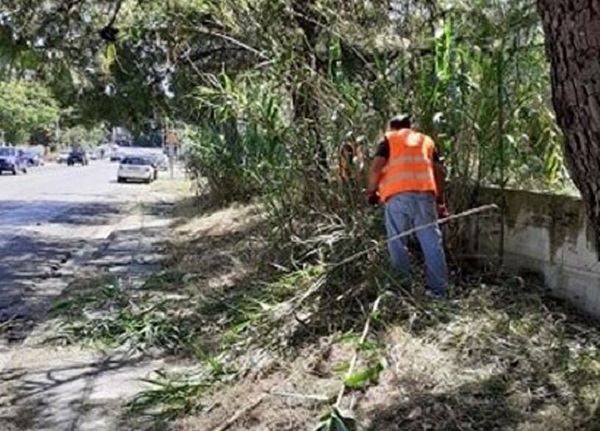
xmin=49 ymin=278 xmax=194 ymax=353
xmin=128 ymin=356 xmax=237 ymax=420
xmin=128 ymin=370 xmax=213 ymax=420
xmin=141 ymin=270 xmax=187 ymax=291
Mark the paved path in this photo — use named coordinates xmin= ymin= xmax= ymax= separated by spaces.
xmin=0 ymin=160 xmax=182 ymax=431
xmin=0 ymin=161 xmax=166 ymax=337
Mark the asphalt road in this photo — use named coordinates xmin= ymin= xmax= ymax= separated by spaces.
xmin=0 ymin=160 xmax=161 ymax=337
xmin=0 ymin=161 xmax=181 ymax=431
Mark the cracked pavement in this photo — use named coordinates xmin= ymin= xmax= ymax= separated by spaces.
xmin=0 ymin=160 xmax=182 ymax=431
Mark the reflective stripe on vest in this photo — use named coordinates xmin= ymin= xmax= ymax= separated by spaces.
xmin=380 ymin=171 xmax=435 ymax=184
xmin=387 ymin=155 xmax=431 ymax=166
xmin=378 ymin=129 xmax=437 ymax=202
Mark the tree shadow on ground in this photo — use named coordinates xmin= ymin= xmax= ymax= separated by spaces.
xmin=0 ymin=192 xmax=189 ymax=431
xmin=141 ymin=214 xmax=275 ymax=356
xmin=0 ymin=229 xmax=166 ymax=348
xmin=363 ymin=373 xmax=520 ymax=431
xmin=0 ymin=234 xmax=106 ymax=345
xmin=30 ymin=194 xmax=272 ymax=360
xmin=141 ymin=200 xmax=176 ymax=219
xmin=0 ymin=200 xmax=123 ymax=228
xmin=362 ymin=363 xmax=596 ymax=431
xmin=0 ymin=196 xmax=173 ymax=347
xmin=0 ymin=351 xmax=150 ymax=431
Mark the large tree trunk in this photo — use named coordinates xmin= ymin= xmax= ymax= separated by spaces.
xmin=537 ymin=0 xmax=600 ymax=243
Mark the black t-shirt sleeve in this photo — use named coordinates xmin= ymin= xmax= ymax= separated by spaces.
xmin=374 ymin=139 xmax=390 ymax=161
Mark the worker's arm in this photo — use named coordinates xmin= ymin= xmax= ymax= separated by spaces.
xmin=432 ymin=150 xmax=449 ymax=217
xmin=433 ymin=160 xmax=446 ymax=202
xmin=367 ymin=156 xmax=387 ymax=196
xmin=367 ymin=138 xmax=389 ymax=198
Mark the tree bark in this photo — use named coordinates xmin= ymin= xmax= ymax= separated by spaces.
xmin=537 ymin=0 xmax=600 ymax=244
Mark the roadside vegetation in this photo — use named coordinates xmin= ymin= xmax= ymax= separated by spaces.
xmin=47 ymin=196 xmax=600 ymax=431
xmin=0 ymin=79 xmax=107 ymax=150
xmin=0 ymin=0 xmax=577 ymax=194
xmin=4 ymin=0 xmax=599 ymax=429
xmin=49 ymin=275 xmax=193 ymax=353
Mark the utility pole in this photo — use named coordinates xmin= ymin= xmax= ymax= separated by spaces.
xmin=55 ymin=120 xmax=60 ymax=148
xmin=163 ymin=117 xmax=178 ymax=180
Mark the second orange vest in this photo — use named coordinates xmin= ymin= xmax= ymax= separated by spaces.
xmin=378 ymin=129 xmax=437 ymax=202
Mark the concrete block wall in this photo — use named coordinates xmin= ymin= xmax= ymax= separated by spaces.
xmin=468 ymin=188 xmax=600 ymax=318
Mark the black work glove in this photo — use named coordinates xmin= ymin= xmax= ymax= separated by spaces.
xmin=367 ymin=192 xmax=379 ymax=206
xmin=437 ymin=203 xmax=449 ymax=218
xmin=436 ymin=197 xmax=449 ymax=218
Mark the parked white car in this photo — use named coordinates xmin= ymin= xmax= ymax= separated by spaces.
xmin=117 ymin=156 xmax=156 ymax=183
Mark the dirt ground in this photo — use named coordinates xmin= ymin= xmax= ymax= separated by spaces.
xmin=8 ymin=183 xmax=594 ymax=431
xmin=160 ymin=197 xmax=600 ymax=431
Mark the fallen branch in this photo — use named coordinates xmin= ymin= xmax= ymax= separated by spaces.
xmin=0 ymin=315 xmax=18 ymax=331
xmin=211 ymin=394 xmax=266 ymax=431
xmin=267 ymin=390 xmax=330 ymax=402
xmin=283 ymin=204 xmax=498 ymax=314
xmin=334 ymin=204 xmax=499 ymax=268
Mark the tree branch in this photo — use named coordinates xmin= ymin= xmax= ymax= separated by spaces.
xmin=185 ymin=46 xmax=247 ymax=63
xmin=106 ymin=0 xmax=125 ymax=29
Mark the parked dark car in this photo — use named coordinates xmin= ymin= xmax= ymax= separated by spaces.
xmin=0 ymin=147 xmax=28 ymax=175
xmin=67 ymin=150 xmax=89 ymax=166
xmin=20 ymin=151 xmax=44 ymax=167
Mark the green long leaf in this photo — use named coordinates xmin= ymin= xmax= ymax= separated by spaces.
xmin=344 ymin=362 xmax=384 ymax=389
xmin=103 ymin=43 xmax=117 ymax=74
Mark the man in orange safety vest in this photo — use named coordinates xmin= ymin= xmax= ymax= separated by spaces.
xmin=367 ymin=114 xmax=448 ymax=298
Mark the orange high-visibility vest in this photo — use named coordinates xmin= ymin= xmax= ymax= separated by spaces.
xmin=378 ymin=129 xmax=437 ymax=202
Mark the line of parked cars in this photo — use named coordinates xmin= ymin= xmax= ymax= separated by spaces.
xmin=0 ymin=146 xmax=45 ymax=175
xmin=0 ymin=143 xmax=171 ymax=185
xmin=0 ymin=143 xmax=172 ymax=185
xmin=0 ymin=145 xmax=94 ymax=176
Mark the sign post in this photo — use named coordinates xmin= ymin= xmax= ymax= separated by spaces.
xmin=167 ymin=145 xmax=175 ymax=179
xmin=165 ymin=130 xmax=178 ymax=180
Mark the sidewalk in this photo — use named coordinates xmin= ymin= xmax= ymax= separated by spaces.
xmin=0 ymin=181 xmax=183 ymax=431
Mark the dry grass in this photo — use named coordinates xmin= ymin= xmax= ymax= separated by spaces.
xmin=116 ymin=196 xmax=600 ymax=431
xmin=171 ymin=336 xmax=358 ymax=431
xmin=167 ymin=199 xmax=267 ymax=294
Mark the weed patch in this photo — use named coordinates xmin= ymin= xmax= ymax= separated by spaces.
xmin=67 ymin=199 xmax=599 ymax=431
xmin=128 ymin=363 xmax=235 ymax=421
xmin=49 ymin=277 xmax=194 ymax=353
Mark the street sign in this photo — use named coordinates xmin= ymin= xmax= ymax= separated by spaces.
xmin=166 ymin=131 xmax=178 ymax=146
